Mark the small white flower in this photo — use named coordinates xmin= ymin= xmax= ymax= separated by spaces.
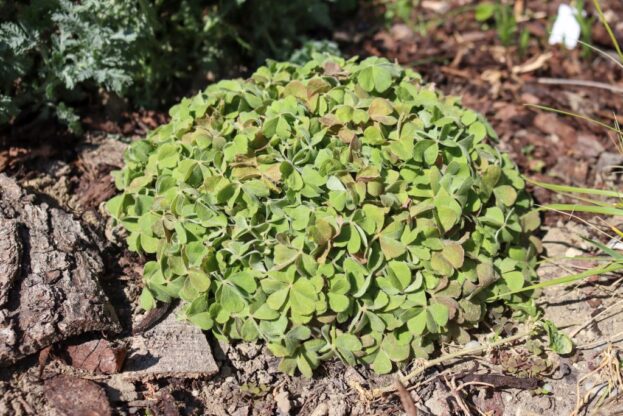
xmin=549 ymin=4 xmax=581 ymax=50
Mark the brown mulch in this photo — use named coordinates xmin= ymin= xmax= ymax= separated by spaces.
xmin=337 ymin=0 xmax=623 ymax=225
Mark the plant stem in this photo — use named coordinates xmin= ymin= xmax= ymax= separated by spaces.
xmin=488 ymin=262 xmax=623 ymax=301
xmin=370 ymin=327 xmax=538 ymax=397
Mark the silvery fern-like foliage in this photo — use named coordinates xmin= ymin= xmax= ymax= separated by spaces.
xmin=0 ymin=0 xmax=353 ymax=131
xmin=0 ymin=0 xmax=150 ymax=130
xmin=0 ymin=21 xmax=38 ymax=123
xmin=0 ymin=21 xmax=37 ymax=55
xmin=49 ymin=0 xmax=148 ymax=94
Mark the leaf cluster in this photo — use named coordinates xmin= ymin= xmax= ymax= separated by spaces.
xmin=108 ymin=55 xmax=541 ymax=376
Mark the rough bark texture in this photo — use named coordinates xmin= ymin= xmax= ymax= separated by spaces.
xmin=0 ymin=174 xmax=120 ymax=366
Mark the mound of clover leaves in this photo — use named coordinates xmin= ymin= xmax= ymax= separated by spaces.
xmin=107 ymin=55 xmax=542 ymax=377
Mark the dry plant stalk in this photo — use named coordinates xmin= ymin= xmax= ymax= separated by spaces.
xmin=395 ymin=377 xmax=418 ymax=416
xmin=352 ymin=326 xmax=538 ymax=399
xmin=572 ymin=345 xmax=623 ymax=415
xmin=444 ymin=376 xmax=495 ymax=416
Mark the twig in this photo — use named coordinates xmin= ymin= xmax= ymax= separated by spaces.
xmin=132 ymin=302 xmax=172 ymax=335
xmin=16 ymin=397 xmax=34 ymax=415
xmin=38 ymin=346 xmax=52 ymax=378
xmin=445 ymin=376 xmax=472 ymax=415
xmin=578 ymin=330 xmax=623 ymax=350
xmin=536 ymin=78 xmax=623 ymax=94
xmin=444 ymin=377 xmax=496 ymax=416
xmin=539 ymin=205 xmax=615 ymax=242
xmin=405 ymin=366 xmax=462 ymax=394
xmin=608 ymin=275 xmax=623 ymax=293
xmin=457 ymin=381 xmax=497 ymax=391
xmin=395 ymin=378 xmax=418 ymax=416
xmin=569 ymin=299 xmax=623 ymax=338
xmin=577 ymin=41 xmax=623 ymax=70
xmin=368 ymin=327 xmax=537 ymax=398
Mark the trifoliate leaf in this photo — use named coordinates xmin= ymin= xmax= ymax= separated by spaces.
xmin=380 ymin=236 xmax=407 ymax=260
xmin=291 ymin=278 xmax=318 ymax=316
xmin=274 ymin=244 xmax=299 ymax=268
xmin=371 ymin=350 xmax=392 ymax=374
xmin=441 ymin=243 xmax=464 ymax=269
xmin=220 ymin=284 xmax=245 ymax=313
xmin=336 ymin=333 xmax=363 ymax=352
xmin=188 ymin=312 xmax=214 ymax=330
xmin=494 ymin=185 xmax=518 ymax=207
xmin=381 ymin=333 xmax=411 ymax=362
xmin=434 ymin=188 xmax=462 ymax=232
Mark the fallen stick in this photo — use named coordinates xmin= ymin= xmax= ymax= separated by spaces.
xmin=395 ymin=378 xmax=418 ymax=416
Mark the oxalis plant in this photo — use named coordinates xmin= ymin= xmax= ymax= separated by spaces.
xmin=107 ymin=54 xmax=542 ymax=377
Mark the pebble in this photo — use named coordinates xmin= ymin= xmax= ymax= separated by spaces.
xmin=310 ymin=403 xmax=329 ymax=416
xmin=465 ymin=340 xmax=481 ymax=349
xmin=274 ymin=389 xmax=291 ymax=415
xmin=564 ymin=247 xmax=583 ymax=258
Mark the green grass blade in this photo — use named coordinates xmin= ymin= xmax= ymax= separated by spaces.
xmin=540 ymin=204 xmax=623 ymax=217
xmin=488 ymin=262 xmax=623 ymax=300
xmin=581 ymin=236 xmax=623 ymax=260
xmin=577 ymin=40 xmax=623 ymax=69
xmin=525 ymin=104 xmax=621 ymax=133
xmin=565 ymin=194 xmax=620 ymax=208
xmin=593 ymin=0 xmax=623 ymax=64
xmin=529 ymin=179 xmax=623 ymax=199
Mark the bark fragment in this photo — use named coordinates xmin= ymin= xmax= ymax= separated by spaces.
xmin=0 ymin=174 xmax=120 ymax=365
xmin=44 ymin=375 xmax=112 ymax=416
xmin=123 ymin=305 xmax=218 ymax=380
xmin=64 ymin=339 xmax=127 ymax=374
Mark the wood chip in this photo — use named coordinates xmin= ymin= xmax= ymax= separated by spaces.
xmin=45 ymin=375 xmax=112 ymax=416
xmin=150 ymin=390 xmax=181 ymax=416
xmin=512 ymin=52 xmax=552 ymax=74
xmin=533 ymin=113 xmax=577 ymax=144
xmin=38 ymin=346 xmax=52 ymax=378
xmin=65 ymin=339 xmax=127 ymax=374
xmin=123 ymin=305 xmax=219 ymax=380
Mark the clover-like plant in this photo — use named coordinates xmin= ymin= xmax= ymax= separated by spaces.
xmin=107 ymin=55 xmax=541 ymax=377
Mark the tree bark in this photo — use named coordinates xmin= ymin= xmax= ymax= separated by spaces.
xmin=0 ymin=174 xmax=120 ymax=366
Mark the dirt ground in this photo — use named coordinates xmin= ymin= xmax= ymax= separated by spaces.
xmin=1 ymin=1 xmax=623 ymax=415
